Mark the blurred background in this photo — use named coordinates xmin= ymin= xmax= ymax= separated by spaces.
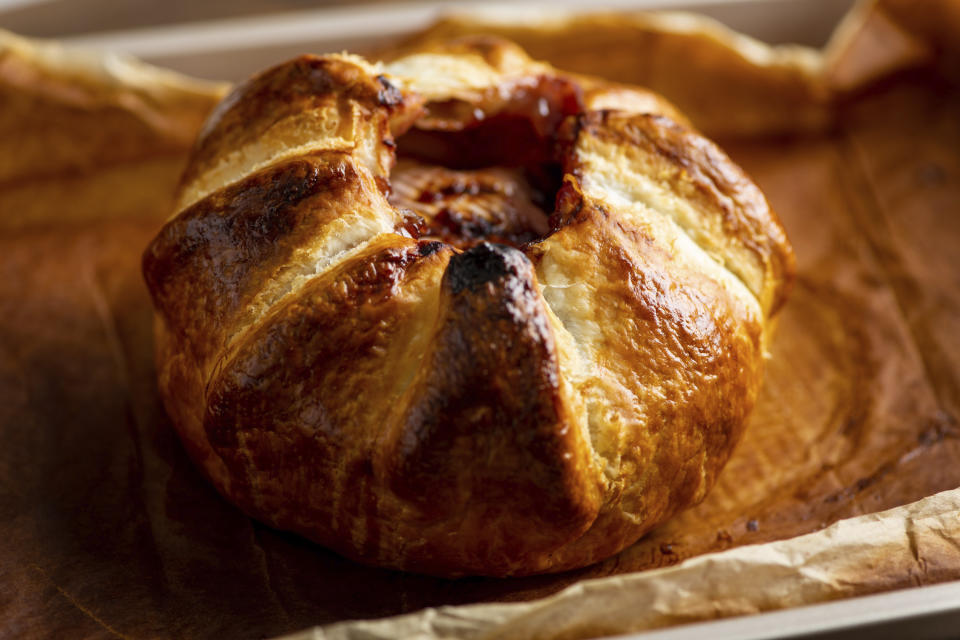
xmin=2 ymin=0 xmax=388 ymax=36
xmin=0 ymin=0 xmax=856 ymax=80
xmin=0 ymin=0 xmax=852 ymax=40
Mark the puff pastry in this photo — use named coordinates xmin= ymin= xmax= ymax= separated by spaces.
xmin=143 ymin=37 xmax=794 ymax=576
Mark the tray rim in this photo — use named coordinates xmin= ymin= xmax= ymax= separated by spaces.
xmin=615 ymin=579 xmax=960 ymax=639
xmin=22 ymin=1 xmax=957 ymax=638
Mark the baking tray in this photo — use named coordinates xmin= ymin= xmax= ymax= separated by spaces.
xmin=612 ymin=581 xmax=960 ymax=640
xmin=58 ymin=0 xmax=856 ymax=81
xmin=5 ymin=1 xmax=958 ymax=638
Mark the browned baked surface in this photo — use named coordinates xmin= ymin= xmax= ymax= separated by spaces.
xmin=3 ymin=65 xmax=957 ymax=637
xmin=389 ymin=159 xmax=552 ymax=248
xmin=142 ymin=38 xmax=793 ymax=576
xmin=2 ymin=2 xmax=960 ymax=636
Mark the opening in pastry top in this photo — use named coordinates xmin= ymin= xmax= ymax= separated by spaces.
xmin=388 ymin=75 xmax=575 ymax=250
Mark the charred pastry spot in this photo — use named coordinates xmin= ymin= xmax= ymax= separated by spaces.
xmin=445 ymin=242 xmax=528 ymax=295
xmin=417 ymin=240 xmax=445 ymax=256
xmin=376 ymin=74 xmax=403 ymax=107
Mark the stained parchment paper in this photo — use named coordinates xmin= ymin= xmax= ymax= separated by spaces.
xmin=1 ymin=2 xmax=958 ymax=638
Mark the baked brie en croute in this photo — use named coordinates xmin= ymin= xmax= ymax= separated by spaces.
xmin=142 ymin=37 xmax=794 ymax=577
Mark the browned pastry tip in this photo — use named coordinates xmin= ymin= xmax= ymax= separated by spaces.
xmin=144 ymin=36 xmax=793 ymax=576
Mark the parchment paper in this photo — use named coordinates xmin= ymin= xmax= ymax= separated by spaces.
xmin=1 ymin=2 xmax=959 ymax=638
xmin=293 ymin=488 xmax=960 ymax=640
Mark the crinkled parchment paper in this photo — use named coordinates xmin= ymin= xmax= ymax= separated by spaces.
xmin=1 ymin=1 xmax=959 ymax=638
xmin=293 ymin=489 xmax=960 ymax=640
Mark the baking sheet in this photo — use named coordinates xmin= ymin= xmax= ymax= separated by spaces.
xmin=1 ymin=1 xmax=959 ymax=638
xmin=295 ymin=489 xmax=960 ymax=639
xmin=57 ymin=0 xmax=856 ymax=81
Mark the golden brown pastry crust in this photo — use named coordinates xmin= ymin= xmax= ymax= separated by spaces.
xmin=143 ymin=37 xmax=794 ymax=576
